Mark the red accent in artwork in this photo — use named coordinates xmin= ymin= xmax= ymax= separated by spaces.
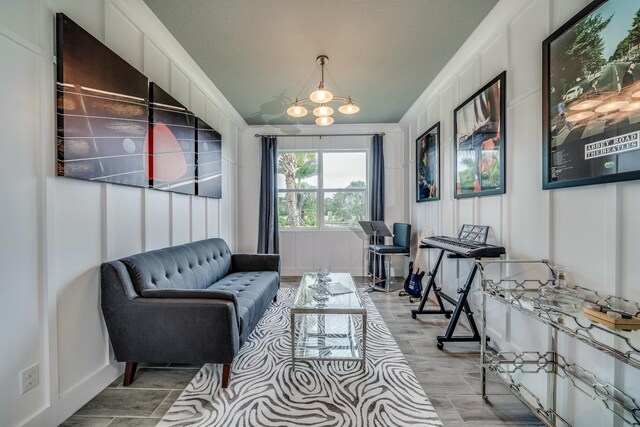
xmin=143 ymin=122 xmax=187 ymax=182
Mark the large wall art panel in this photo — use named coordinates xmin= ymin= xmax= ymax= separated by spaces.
xmin=56 ymin=14 xmax=149 ymax=188
xmin=196 ymin=118 xmax=222 ymax=198
xmin=148 ymin=82 xmax=196 ymax=195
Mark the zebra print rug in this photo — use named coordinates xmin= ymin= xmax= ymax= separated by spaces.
xmin=159 ymin=288 xmax=442 ymax=427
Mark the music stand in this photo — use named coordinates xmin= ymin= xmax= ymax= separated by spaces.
xmin=358 ymin=221 xmax=393 ymax=291
xmin=352 ymin=228 xmax=369 ymax=276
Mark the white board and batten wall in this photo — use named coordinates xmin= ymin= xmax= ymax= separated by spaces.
xmin=401 ymin=0 xmax=640 ymax=425
xmin=237 ymin=124 xmax=409 ymax=277
xmin=0 ymin=0 xmax=243 ymax=425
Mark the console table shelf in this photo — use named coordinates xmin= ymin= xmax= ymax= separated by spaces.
xmin=478 ymin=259 xmax=640 ymax=427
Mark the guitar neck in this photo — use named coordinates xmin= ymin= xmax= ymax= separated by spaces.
xmin=413 ymin=245 xmax=422 ymax=271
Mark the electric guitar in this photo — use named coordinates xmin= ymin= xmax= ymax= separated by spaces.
xmin=402 ymin=228 xmax=429 ymax=300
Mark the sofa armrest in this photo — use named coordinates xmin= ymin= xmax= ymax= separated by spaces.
xmin=140 ymin=288 xmax=238 ymax=305
xmin=231 ymin=253 xmax=280 ymax=274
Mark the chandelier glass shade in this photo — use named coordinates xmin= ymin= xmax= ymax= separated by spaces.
xmin=286 ymin=104 xmax=308 ymax=118
xmin=313 ymin=105 xmax=334 ymax=117
xmin=287 ymin=55 xmax=359 ymax=126
xmin=315 ymin=116 xmax=334 ymax=126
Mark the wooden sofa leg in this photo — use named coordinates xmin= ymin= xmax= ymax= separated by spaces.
xmin=123 ymin=362 xmax=138 ymax=386
xmin=221 ymin=364 xmax=231 ymax=388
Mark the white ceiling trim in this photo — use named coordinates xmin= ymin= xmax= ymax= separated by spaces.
xmin=114 ymin=0 xmax=248 ymax=131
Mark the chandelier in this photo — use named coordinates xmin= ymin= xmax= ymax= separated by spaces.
xmin=286 ymin=55 xmax=360 ymax=126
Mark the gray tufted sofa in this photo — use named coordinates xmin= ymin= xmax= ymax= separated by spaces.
xmin=100 ymin=238 xmax=280 ymax=388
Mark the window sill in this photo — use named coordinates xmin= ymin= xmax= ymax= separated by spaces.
xmin=279 ymin=227 xmax=363 ymax=233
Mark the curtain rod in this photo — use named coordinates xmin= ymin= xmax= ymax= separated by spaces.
xmin=255 ymin=132 xmax=385 ymax=138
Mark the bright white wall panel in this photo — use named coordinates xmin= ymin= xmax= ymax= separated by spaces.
xmin=190 ymin=84 xmax=205 ymax=119
xmin=550 ymin=0 xmax=592 ymax=32
xmin=143 ymin=38 xmax=170 ymax=89
xmin=507 ymin=95 xmax=549 ymax=260
xmin=205 ymin=99 xmax=218 ymax=129
xmin=171 ymin=193 xmax=191 ymax=245
xmin=191 ymin=196 xmax=206 ymax=242
xmin=206 ymin=198 xmax=220 ymax=238
xmin=279 ymin=233 xmax=296 ymax=271
xmin=329 ymin=232 xmax=350 ymax=270
xmin=295 ymin=232 xmax=315 ymax=271
xmin=349 ymin=233 xmax=367 ymax=276
xmin=313 ymin=232 xmax=332 ymax=269
xmin=477 ymin=196 xmax=501 ymax=243
xmin=552 ymin=186 xmax=608 ymax=289
xmin=108 ymin=185 xmax=143 ymax=259
xmin=458 ymin=61 xmax=480 ymax=103
xmin=55 ymin=180 xmax=105 ymax=395
xmin=621 ymin=182 xmax=640 ymax=301
xmin=458 ymin=198 xmax=474 ymax=226
xmin=219 ymin=114 xmax=230 ymax=157
xmin=105 ymin=5 xmax=143 ymax=71
xmin=145 ymin=189 xmax=170 ymax=250
xmin=427 ymin=99 xmax=440 ymax=129
xmin=440 ymin=83 xmax=456 ymax=144
xmin=229 ymin=125 xmax=238 ymax=164
xmin=170 ymin=64 xmax=190 ymax=107
xmin=479 ymin=31 xmax=508 ymax=84
xmin=46 ymin=0 xmax=103 ymax=43
xmin=0 ymin=37 xmax=44 ymax=426
xmin=228 ymin=160 xmax=237 ymax=250
xmin=508 ymin=0 xmax=548 ymax=101
xmin=0 ymin=0 xmax=39 ymax=44
xmin=219 ymin=159 xmax=230 ymax=242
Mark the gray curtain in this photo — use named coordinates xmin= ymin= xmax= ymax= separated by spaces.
xmin=369 ymin=134 xmax=385 ymax=278
xmin=257 ymin=136 xmax=279 ymax=254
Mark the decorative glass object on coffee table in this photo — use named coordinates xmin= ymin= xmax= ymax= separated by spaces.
xmin=290 ymin=272 xmax=367 ymax=371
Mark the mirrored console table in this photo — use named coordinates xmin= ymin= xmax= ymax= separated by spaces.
xmin=478 ymin=259 xmax=640 ymax=427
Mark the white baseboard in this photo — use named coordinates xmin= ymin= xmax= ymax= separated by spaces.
xmin=24 ymin=362 xmax=123 ymax=427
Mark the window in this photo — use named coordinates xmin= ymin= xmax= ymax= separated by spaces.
xmin=277 ymin=150 xmax=367 ymax=229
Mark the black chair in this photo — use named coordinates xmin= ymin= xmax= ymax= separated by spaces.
xmin=368 ymin=223 xmax=411 ymax=292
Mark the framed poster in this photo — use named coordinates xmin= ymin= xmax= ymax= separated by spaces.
xmin=416 ymin=122 xmax=440 ymax=202
xmin=543 ymin=0 xmax=640 ymax=189
xmin=56 ymin=13 xmax=149 ymax=188
xmin=454 ymin=71 xmax=506 ymax=198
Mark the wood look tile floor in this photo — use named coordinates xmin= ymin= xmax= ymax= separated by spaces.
xmin=61 ymin=277 xmax=542 ymax=427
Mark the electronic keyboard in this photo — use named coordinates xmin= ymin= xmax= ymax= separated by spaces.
xmin=420 ymin=236 xmax=505 ymax=258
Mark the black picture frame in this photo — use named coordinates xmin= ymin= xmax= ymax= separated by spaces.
xmin=416 ymin=122 xmax=440 ymax=202
xmin=542 ymin=0 xmax=640 ymax=189
xmin=453 ymin=71 xmax=506 ymax=199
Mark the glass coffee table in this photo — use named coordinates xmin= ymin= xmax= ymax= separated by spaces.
xmin=290 ymin=273 xmax=367 ymax=370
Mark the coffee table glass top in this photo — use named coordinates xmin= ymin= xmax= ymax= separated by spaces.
xmin=293 ymin=273 xmax=363 ymax=311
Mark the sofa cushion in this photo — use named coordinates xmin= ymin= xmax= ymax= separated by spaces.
xmin=122 ymin=238 xmax=232 ymax=294
xmin=208 ymin=271 xmax=279 ymax=342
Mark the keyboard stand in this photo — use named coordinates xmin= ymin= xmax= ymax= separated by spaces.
xmin=411 ymin=251 xmax=493 ymax=349
xmin=410 ymin=249 xmax=452 ymax=320
xmin=411 ymin=251 xmax=499 ymax=350
xmin=411 ymin=224 xmax=503 ymax=351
